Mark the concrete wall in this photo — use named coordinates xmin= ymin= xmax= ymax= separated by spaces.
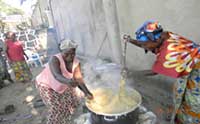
xmin=44 ymin=0 xmax=200 ymax=71
xmin=50 ymin=0 xmax=113 ymax=60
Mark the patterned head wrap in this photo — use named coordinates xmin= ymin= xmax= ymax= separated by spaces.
xmin=59 ymin=39 xmax=78 ymax=51
xmin=135 ymin=20 xmax=163 ymax=42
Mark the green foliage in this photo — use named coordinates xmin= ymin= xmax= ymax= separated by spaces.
xmin=0 ymin=0 xmax=24 ymax=15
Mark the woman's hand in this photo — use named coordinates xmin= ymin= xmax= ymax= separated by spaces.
xmin=123 ymin=34 xmax=131 ymax=43
xmin=86 ymin=92 xmax=93 ymax=100
xmin=76 ymin=83 xmax=94 ymax=100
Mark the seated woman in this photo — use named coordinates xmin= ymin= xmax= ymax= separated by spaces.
xmin=35 ymin=39 xmax=93 ymax=124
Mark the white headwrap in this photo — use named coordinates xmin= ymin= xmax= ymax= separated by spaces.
xmin=59 ymin=39 xmax=78 ymax=51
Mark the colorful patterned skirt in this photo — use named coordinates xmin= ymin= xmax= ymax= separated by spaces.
xmin=174 ymin=63 xmax=200 ymax=124
xmin=10 ymin=61 xmax=32 ymax=82
xmin=36 ymin=84 xmax=80 ymax=124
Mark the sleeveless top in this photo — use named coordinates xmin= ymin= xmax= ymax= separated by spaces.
xmin=6 ymin=40 xmax=25 ymax=61
xmin=36 ymin=53 xmax=79 ymax=94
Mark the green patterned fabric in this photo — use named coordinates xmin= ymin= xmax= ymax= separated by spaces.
xmin=174 ymin=65 xmax=200 ymax=124
xmin=11 ymin=61 xmax=32 ymax=82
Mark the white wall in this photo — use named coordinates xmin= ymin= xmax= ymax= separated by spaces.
xmin=50 ymin=0 xmax=113 ymax=60
xmin=47 ymin=0 xmax=200 ymax=71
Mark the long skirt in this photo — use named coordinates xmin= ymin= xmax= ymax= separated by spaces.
xmin=173 ymin=63 xmax=200 ymax=124
xmin=36 ymin=84 xmax=80 ymax=124
xmin=10 ymin=61 xmax=32 ymax=82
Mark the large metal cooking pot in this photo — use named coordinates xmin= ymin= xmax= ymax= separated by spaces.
xmin=86 ymin=88 xmax=142 ymax=124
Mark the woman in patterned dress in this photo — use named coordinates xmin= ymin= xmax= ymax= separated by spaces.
xmin=35 ymin=39 xmax=93 ymax=124
xmin=123 ymin=20 xmax=200 ymax=124
xmin=5 ymin=31 xmax=32 ymax=82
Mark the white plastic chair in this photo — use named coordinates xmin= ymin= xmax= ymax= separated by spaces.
xmin=25 ymin=50 xmax=43 ymax=67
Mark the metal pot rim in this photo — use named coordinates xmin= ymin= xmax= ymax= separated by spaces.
xmin=86 ymin=88 xmax=142 ymax=116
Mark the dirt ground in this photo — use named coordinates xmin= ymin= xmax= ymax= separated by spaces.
xmin=0 ymin=67 xmax=47 ymax=124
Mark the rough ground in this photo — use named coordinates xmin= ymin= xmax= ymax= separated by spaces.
xmin=0 ymin=55 xmax=175 ymax=124
xmin=0 ymin=67 xmax=47 ymax=124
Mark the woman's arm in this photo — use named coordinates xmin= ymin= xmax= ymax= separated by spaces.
xmin=74 ymin=63 xmax=93 ymax=99
xmin=129 ymin=38 xmax=160 ymax=51
xmin=123 ymin=35 xmax=160 ymax=51
xmin=23 ymin=50 xmax=29 ymax=60
xmin=18 ymin=42 xmax=29 ymax=60
xmin=128 ymin=38 xmax=143 ymax=47
xmin=73 ymin=63 xmax=84 ymax=83
xmin=49 ymin=56 xmax=78 ymax=87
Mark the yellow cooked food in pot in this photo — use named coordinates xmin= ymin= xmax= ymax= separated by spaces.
xmin=86 ymin=87 xmax=140 ymax=114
